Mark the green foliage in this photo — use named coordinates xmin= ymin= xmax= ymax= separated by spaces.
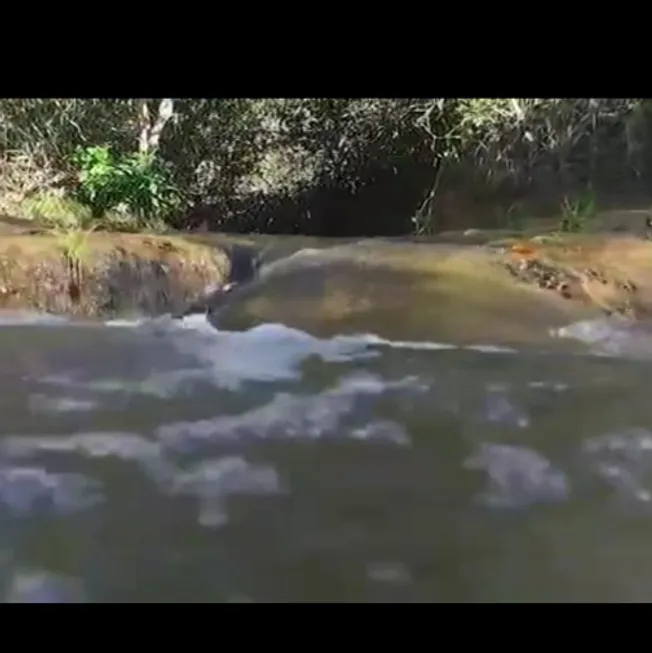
xmin=160 ymin=99 xmax=273 ymax=202
xmin=0 ymin=99 xmax=650 ymax=235
xmin=70 ymin=145 xmax=181 ymax=223
xmin=0 ymin=99 xmax=136 ymax=165
xmin=559 ymin=188 xmax=598 ymax=233
xmin=267 ymin=99 xmax=424 ymax=190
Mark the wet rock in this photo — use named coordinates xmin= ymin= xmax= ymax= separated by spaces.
xmin=172 ymin=281 xmax=239 ymax=319
xmin=212 ymin=241 xmax=604 ymax=345
xmin=211 ymin=233 xmax=652 ymax=345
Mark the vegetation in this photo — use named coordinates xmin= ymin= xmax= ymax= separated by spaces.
xmin=1 ymin=98 xmax=651 ymax=237
xmin=559 ymin=187 xmax=598 ymax=233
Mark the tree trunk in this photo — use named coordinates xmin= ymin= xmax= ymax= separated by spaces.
xmin=137 ymin=99 xmax=175 ymax=156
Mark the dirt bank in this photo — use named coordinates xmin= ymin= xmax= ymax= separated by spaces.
xmin=0 ymin=230 xmax=231 ymax=318
xmin=493 ymin=233 xmax=652 ymax=319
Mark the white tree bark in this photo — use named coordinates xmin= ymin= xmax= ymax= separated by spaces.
xmin=137 ymin=98 xmax=175 ymax=155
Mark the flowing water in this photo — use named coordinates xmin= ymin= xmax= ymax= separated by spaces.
xmin=4 ymin=244 xmax=652 ymax=602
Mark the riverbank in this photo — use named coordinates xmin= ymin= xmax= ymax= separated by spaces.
xmin=0 ymin=225 xmax=231 ymax=318
xmin=2 ymin=213 xmax=652 ymax=334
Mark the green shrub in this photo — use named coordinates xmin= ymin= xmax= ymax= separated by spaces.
xmin=70 ymin=145 xmax=182 ymax=224
xmin=559 ymin=187 xmax=597 ymax=233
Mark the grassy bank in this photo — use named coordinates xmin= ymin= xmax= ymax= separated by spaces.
xmin=0 ymin=225 xmax=231 ymax=318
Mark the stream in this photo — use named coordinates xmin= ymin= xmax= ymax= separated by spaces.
xmin=2 ymin=236 xmax=652 ymax=602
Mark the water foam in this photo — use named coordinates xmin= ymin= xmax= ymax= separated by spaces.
xmin=124 ymin=315 xmax=517 ymax=393
xmin=0 ymin=431 xmax=283 ymax=529
xmin=1 ymin=310 xmax=519 ymax=398
xmin=553 ymin=316 xmax=652 ymax=359
xmin=464 ymin=443 xmax=569 ymax=508
xmin=582 ymin=428 xmax=652 ymax=508
xmin=4 ymin=569 xmax=87 ymax=603
xmin=171 ymin=456 xmax=282 ymax=528
xmin=0 ymin=465 xmax=104 ymax=516
xmin=157 ymin=372 xmax=416 ymax=453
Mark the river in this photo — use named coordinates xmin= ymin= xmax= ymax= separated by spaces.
xmin=3 ymin=238 xmax=652 ymax=602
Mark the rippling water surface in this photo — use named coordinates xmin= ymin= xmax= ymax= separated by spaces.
xmin=2 ymin=309 xmax=652 ymax=602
